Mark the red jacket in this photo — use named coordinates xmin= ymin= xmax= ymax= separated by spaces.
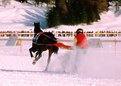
xmin=75 ymin=34 xmax=88 ymax=48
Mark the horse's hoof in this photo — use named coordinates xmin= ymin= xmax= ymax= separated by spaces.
xmin=32 ymin=61 xmax=36 ymax=65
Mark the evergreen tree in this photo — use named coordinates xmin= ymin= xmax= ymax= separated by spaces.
xmin=47 ymin=8 xmax=61 ymax=27
xmin=98 ymin=0 xmax=108 ymax=13
xmin=47 ymin=0 xmax=108 ymax=27
xmin=34 ymin=0 xmax=55 ymax=6
xmin=16 ymin=0 xmax=27 ymax=3
xmin=34 ymin=0 xmax=40 ymax=5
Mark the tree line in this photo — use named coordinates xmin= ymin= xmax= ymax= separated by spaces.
xmin=16 ymin=0 xmax=121 ymax=27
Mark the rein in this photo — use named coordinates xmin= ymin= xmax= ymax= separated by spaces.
xmin=32 ymin=32 xmax=72 ymax=49
xmin=42 ymin=33 xmax=57 ymax=42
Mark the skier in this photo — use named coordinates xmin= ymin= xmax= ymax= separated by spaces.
xmin=70 ymin=28 xmax=88 ymax=73
xmin=74 ymin=28 xmax=88 ymax=49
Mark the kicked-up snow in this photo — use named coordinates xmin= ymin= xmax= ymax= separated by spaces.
xmin=0 ymin=40 xmax=121 ymax=86
xmin=1 ymin=0 xmax=121 ymax=86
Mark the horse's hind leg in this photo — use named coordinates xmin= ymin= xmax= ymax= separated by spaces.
xmin=45 ymin=50 xmax=53 ymax=71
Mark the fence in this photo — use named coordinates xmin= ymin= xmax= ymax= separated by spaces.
xmin=0 ymin=30 xmax=121 ymax=44
xmin=0 ymin=30 xmax=121 ymax=39
xmin=0 ymin=30 xmax=121 ymax=55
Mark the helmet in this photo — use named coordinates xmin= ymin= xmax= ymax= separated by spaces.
xmin=76 ymin=28 xmax=83 ymax=34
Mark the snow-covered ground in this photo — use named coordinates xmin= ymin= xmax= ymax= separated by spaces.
xmin=1 ymin=0 xmax=121 ymax=86
xmin=1 ymin=40 xmax=121 ymax=86
xmin=0 ymin=0 xmax=48 ymax=30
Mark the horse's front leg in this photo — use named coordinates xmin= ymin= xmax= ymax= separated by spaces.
xmin=32 ymin=51 xmax=42 ymax=65
xmin=29 ymin=48 xmax=34 ymax=57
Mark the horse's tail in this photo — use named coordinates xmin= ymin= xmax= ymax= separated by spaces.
xmin=53 ymin=46 xmax=59 ymax=54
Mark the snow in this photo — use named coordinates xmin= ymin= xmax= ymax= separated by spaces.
xmin=0 ymin=0 xmax=121 ymax=86
xmin=0 ymin=0 xmax=48 ymax=31
xmin=1 ymin=40 xmax=121 ymax=86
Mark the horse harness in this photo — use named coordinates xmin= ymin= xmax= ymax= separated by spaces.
xmin=33 ymin=32 xmax=43 ymax=44
xmin=33 ymin=32 xmax=57 ymax=45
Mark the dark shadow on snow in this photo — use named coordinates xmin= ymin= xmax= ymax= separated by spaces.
xmin=17 ymin=7 xmax=48 ymax=29
xmin=115 ymin=10 xmax=121 ymax=17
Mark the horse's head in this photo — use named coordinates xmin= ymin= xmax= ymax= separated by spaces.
xmin=34 ymin=22 xmax=40 ymax=27
xmin=34 ymin=22 xmax=43 ymax=33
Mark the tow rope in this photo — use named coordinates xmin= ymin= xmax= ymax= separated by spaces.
xmin=33 ymin=32 xmax=72 ymax=50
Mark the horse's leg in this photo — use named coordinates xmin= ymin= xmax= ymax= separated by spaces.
xmin=32 ymin=51 xmax=42 ymax=65
xmin=45 ymin=50 xmax=53 ymax=71
xmin=32 ymin=51 xmax=38 ymax=64
xmin=29 ymin=48 xmax=34 ymax=57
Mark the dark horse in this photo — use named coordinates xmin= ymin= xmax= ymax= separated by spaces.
xmin=29 ymin=22 xmax=59 ymax=71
